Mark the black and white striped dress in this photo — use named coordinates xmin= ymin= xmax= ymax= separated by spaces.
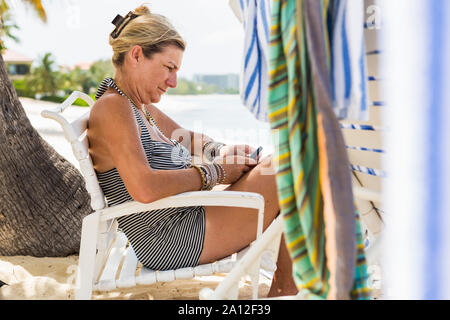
xmin=95 ymin=78 xmax=205 ymax=271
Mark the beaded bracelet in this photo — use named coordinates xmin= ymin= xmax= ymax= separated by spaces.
xmin=191 ymin=163 xmax=225 ymax=190
xmin=204 ymin=163 xmax=218 ymax=190
xmin=213 ymin=163 xmax=226 ymax=184
xmin=190 ymin=164 xmax=207 ymax=190
xmin=202 ymin=164 xmax=212 ymax=190
xmin=213 ymin=163 xmax=222 ymax=184
xmin=200 ymin=165 xmax=213 ymax=190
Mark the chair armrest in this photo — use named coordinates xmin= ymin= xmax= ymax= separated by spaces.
xmin=41 ymin=91 xmax=94 ymax=117
xmin=97 ymin=191 xmax=265 ymax=238
xmin=41 ymin=91 xmax=94 ymax=143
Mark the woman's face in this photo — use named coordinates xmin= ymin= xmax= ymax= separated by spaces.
xmin=135 ymin=45 xmax=183 ymax=103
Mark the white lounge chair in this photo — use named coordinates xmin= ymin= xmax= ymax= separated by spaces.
xmin=41 ymin=91 xmax=281 ymax=300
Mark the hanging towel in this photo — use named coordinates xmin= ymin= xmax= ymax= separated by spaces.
xmin=303 ymin=0 xmax=357 ymax=300
xmin=231 ymin=0 xmax=271 ymax=122
xmin=268 ymin=0 xmax=371 ymax=299
xmin=329 ymin=0 xmax=369 ymax=121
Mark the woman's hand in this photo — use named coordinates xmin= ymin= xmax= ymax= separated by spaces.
xmin=219 ymin=144 xmax=257 ymax=159
xmin=214 ymin=155 xmax=258 ymax=184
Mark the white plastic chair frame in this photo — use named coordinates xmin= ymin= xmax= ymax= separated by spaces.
xmin=41 ymin=91 xmax=278 ymax=300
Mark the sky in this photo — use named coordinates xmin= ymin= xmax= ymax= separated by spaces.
xmin=4 ymin=0 xmax=245 ymax=79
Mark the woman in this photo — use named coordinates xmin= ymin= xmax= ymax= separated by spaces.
xmin=87 ymin=5 xmax=297 ymax=297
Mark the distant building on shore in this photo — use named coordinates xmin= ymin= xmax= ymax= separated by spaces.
xmin=3 ymin=49 xmax=33 ymax=80
xmin=60 ymin=61 xmax=94 ymax=72
xmin=193 ymin=73 xmax=239 ymax=91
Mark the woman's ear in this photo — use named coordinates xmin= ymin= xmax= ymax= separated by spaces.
xmin=127 ymin=45 xmax=143 ymax=66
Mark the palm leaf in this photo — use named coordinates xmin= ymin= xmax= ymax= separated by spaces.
xmin=0 ymin=0 xmax=47 ymax=51
xmin=22 ymin=0 xmax=46 ymax=22
xmin=0 ymin=1 xmax=8 ymax=15
xmin=0 ymin=0 xmax=47 ymax=22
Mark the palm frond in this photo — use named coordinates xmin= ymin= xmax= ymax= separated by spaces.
xmin=22 ymin=0 xmax=47 ymax=22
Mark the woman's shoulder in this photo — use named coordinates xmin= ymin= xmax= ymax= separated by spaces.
xmin=90 ymin=91 xmax=134 ymax=125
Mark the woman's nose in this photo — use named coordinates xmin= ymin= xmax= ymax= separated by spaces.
xmin=166 ymin=72 xmax=177 ymax=88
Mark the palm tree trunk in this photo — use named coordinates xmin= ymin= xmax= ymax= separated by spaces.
xmin=0 ymin=53 xmax=91 ymax=257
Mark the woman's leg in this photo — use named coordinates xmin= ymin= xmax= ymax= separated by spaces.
xmin=198 ymin=155 xmax=298 ymax=297
xmin=267 ymin=234 xmax=298 ymax=297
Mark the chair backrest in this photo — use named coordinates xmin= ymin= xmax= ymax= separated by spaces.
xmin=41 ymin=91 xmax=106 ymax=211
xmin=339 ymin=15 xmax=384 ymax=240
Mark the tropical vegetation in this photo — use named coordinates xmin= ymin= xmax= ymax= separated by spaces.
xmin=11 ymin=53 xmax=114 ymax=106
xmin=10 ymin=52 xmax=238 ymax=105
xmin=1 ymin=0 xmax=238 ymax=106
xmin=168 ymin=78 xmax=239 ymax=95
xmin=0 ymin=0 xmax=46 ymax=51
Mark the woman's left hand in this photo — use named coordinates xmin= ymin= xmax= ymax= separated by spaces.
xmin=218 ymin=144 xmax=257 ymax=158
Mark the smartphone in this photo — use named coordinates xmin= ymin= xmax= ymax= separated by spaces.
xmin=250 ymin=146 xmax=263 ymax=161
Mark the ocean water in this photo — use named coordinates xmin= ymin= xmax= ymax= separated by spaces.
xmin=157 ymin=94 xmax=274 ymax=157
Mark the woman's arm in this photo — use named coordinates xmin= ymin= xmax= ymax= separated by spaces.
xmin=147 ymin=104 xmax=257 ymax=160
xmin=90 ymin=95 xmax=203 ymax=203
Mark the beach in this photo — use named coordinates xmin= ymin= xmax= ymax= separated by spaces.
xmin=0 ymin=95 xmax=273 ymax=300
xmin=0 ymin=255 xmax=270 ymax=300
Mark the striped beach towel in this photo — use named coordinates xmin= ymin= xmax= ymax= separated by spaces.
xmin=268 ymin=0 xmax=370 ymax=299
xmin=232 ymin=0 xmax=271 ymax=122
xmin=329 ymin=0 xmax=369 ymax=121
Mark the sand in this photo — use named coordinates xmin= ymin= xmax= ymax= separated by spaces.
xmin=0 ymin=254 xmax=271 ymax=300
xmin=0 ymin=97 xmax=272 ymax=300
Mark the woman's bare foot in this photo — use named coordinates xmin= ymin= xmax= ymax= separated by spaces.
xmin=266 ymin=236 xmax=298 ymax=298
xmin=267 ymin=270 xmax=299 ymax=297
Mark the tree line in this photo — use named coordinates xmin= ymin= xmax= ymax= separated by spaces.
xmin=11 ymin=52 xmax=114 ymax=105
xmin=10 ymin=52 xmax=238 ymax=106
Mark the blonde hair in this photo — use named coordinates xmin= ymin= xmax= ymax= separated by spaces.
xmin=109 ymin=5 xmax=185 ymax=67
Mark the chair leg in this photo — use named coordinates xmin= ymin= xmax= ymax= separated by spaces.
xmin=248 ymin=259 xmax=261 ymax=299
xmin=75 ymin=211 xmax=100 ymax=300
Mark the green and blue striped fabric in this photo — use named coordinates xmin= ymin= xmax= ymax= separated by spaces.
xmin=268 ymin=0 xmax=371 ymax=299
